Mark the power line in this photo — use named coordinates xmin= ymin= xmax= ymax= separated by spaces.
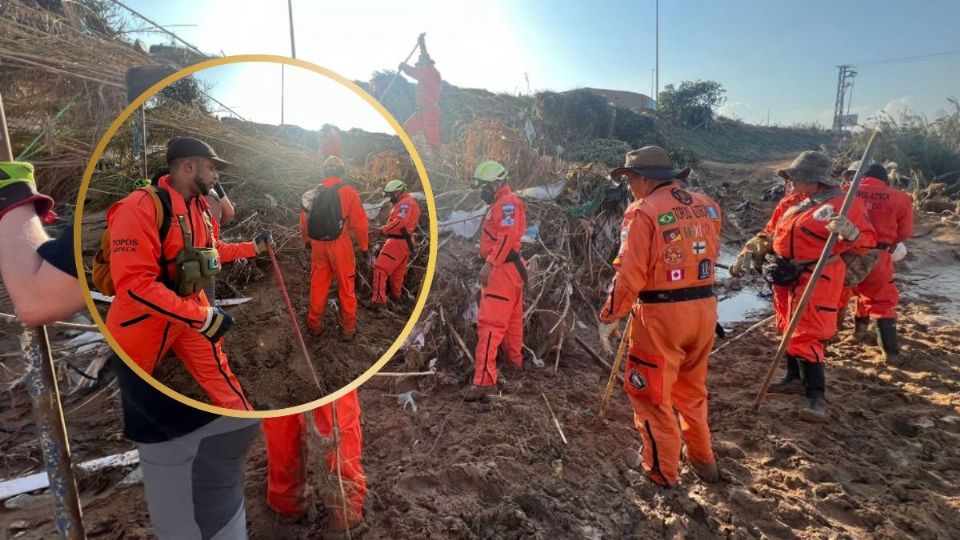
xmin=847 ymin=49 xmax=960 ymax=68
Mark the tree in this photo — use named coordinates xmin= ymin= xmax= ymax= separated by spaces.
xmin=657 ymin=80 xmax=726 ymax=129
xmin=157 ymin=75 xmax=210 ymax=112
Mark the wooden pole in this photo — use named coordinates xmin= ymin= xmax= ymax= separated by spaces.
xmin=598 ymin=314 xmax=633 ymax=418
xmin=753 ymin=131 xmax=882 ymax=411
xmin=377 ymin=33 xmax=424 ymax=102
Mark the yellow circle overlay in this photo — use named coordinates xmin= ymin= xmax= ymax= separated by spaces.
xmin=73 ymin=54 xmax=438 ymax=418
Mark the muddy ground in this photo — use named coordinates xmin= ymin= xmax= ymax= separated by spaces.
xmin=150 ymin=244 xmax=417 ymax=409
xmin=2 ymin=161 xmax=959 ymax=539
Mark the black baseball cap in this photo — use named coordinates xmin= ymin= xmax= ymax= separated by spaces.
xmin=166 ymin=137 xmax=230 ymax=170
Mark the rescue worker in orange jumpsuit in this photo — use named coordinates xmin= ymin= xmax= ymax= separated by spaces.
xmin=300 ymin=156 xmax=369 ymax=340
xmin=105 ymin=137 xmax=272 ymax=410
xmin=462 ymin=160 xmax=527 ymax=401
xmin=372 ymin=179 xmax=420 ymax=305
xmin=320 ymin=124 xmax=342 ymax=159
xmin=838 ymin=162 xmax=914 ymax=362
xmin=731 ymin=151 xmax=876 ymax=421
xmin=599 ymin=146 xmax=722 ymax=487
xmin=262 ymin=390 xmax=367 ymax=538
xmin=398 ymin=35 xmax=442 ymax=148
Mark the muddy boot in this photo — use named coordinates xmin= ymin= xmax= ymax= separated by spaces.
xmin=835 ymin=305 xmax=849 ymax=334
xmin=799 ymin=361 xmax=827 ymax=423
xmin=689 ymin=460 xmax=719 ymax=483
xmin=460 ymin=384 xmax=494 ymax=402
xmin=851 ymin=317 xmax=874 ymax=344
xmin=769 ymin=355 xmax=803 ymax=394
xmin=876 ymin=318 xmax=902 ymax=365
xmin=497 ymin=372 xmax=522 ymax=393
xmin=339 ymin=327 xmax=356 ymax=342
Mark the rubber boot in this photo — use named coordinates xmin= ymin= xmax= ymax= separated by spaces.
xmin=836 ymin=304 xmax=849 ymax=333
xmin=769 ymin=355 xmax=802 ymax=394
xmin=690 ymin=460 xmax=719 ymax=483
xmin=852 ymin=317 xmax=873 ymax=344
xmin=460 ymin=384 xmax=495 ymax=402
xmin=876 ymin=318 xmax=902 ymax=365
xmin=799 ymin=361 xmax=827 ymax=423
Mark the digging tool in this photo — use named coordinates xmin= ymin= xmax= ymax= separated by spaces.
xmin=0 ymin=92 xmax=85 ymax=539
xmin=377 ymin=33 xmax=424 ymax=102
xmin=125 ymin=65 xmax=176 ymax=178
xmin=598 ymin=314 xmax=634 ymax=418
xmin=753 ymin=131 xmax=882 ymax=412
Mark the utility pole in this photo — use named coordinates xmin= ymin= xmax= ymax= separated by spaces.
xmin=655 ymin=0 xmax=659 ymax=104
xmin=281 ymin=0 xmax=297 ymax=125
xmin=832 ymin=65 xmax=857 ymax=131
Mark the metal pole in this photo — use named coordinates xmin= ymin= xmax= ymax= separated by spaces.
xmin=377 ymin=34 xmax=424 ymax=102
xmin=288 ymin=0 xmax=297 ymax=58
xmin=281 ymin=65 xmax=285 ymax=125
xmin=0 ymin=92 xmax=85 ymax=539
xmin=655 ymin=0 xmax=659 ymax=103
xmin=753 ymin=131 xmax=882 ymax=411
xmin=139 ymin=105 xmax=148 ymax=178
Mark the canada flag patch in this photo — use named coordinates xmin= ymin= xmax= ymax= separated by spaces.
xmin=668 ymin=268 xmax=684 ymax=282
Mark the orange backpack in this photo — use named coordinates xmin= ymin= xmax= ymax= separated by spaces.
xmin=91 ymin=186 xmax=172 ymax=295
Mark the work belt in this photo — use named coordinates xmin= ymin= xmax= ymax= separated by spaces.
xmin=638 ymin=285 xmax=714 ymax=304
xmin=386 ymin=229 xmax=415 ymax=252
xmin=875 ymin=242 xmax=891 ymax=251
xmin=506 ymin=250 xmax=528 ymax=284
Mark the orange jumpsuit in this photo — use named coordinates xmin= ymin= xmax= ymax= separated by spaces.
xmin=105 ymin=176 xmax=256 ymax=410
xmin=372 ymin=192 xmax=420 ymax=304
xmin=262 ymin=391 xmax=366 ymax=530
xmin=300 ymin=177 xmax=369 ymax=334
xmin=320 ymin=129 xmax=342 ymax=159
xmin=473 ymin=185 xmax=527 ymax=388
xmin=837 ymin=177 xmax=913 ymax=319
xmin=765 ymin=190 xmax=875 ymax=362
xmin=756 ymin=192 xmax=809 ymax=332
xmin=600 ymin=182 xmax=722 ymax=487
xmin=400 ymin=64 xmax=442 ymax=147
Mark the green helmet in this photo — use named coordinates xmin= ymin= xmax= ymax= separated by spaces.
xmin=384 ymin=179 xmax=406 ymax=194
xmin=472 ymin=160 xmax=507 ymax=187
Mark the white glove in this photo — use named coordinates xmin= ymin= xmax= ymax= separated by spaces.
xmin=598 ymin=320 xmax=620 ymax=355
xmin=891 ymin=242 xmax=907 ymax=262
xmin=826 ymin=215 xmax=860 ymax=241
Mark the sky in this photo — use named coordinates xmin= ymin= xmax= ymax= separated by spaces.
xmin=123 ymin=0 xmax=960 ymax=130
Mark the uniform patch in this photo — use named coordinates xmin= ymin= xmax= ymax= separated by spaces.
xmin=501 ymin=203 xmax=516 ymax=226
xmin=657 ymin=211 xmax=678 ymax=226
xmin=398 ymin=204 xmax=409 ymax=218
xmin=667 ymin=268 xmax=685 ymax=282
xmin=813 ymin=204 xmax=835 ymax=221
xmin=706 ymin=206 xmax=720 ymax=219
xmin=628 ymin=369 xmax=647 ymax=390
xmin=692 ymin=240 xmax=706 ymax=254
xmin=671 ymin=188 xmax=693 ymax=205
xmin=617 ymin=225 xmax=629 ymax=256
xmin=664 ymin=245 xmax=684 ymax=264
xmin=662 ymin=228 xmax=683 ymax=244
xmin=683 ymin=224 xmax=707 ymax=238
xmin=698 ymin=258 xmax=712 ymax=280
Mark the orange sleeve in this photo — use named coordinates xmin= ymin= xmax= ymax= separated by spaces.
xmin=380 ymin=201 xmax=405 ymax=235
xmin=400 ymin=64 xmax=424 ymax=81
xmin=300 ymin=210 xmax=309 ymax=244
xmin=109 ymin=193 xmax=208 ymax=327
xmin=211 ymin=218 xmax=256 ymax=262
xmin=347 ymin=189 xmax=369 ymax=252
xmin=895 ymin=193 xmax=914 ymax=244
xmin=836 ymin=198 xmax=876 ymax=254
xmin=600 ymin=210 xmax=652 ymax=322
xmin=484 ymin=199 xmax=522 ymax=267
xmin=218 ymin=241 xmax=256 ymax=262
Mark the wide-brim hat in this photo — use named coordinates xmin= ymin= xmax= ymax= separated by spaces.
xmin=777 ymin=150 xmax=838 ymax=187
xmin=166 ymin=137 xmax=230 ymax=170
xmin=610 ymin=146 xmax=690 ymax=181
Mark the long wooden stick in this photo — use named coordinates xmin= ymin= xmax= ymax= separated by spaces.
xmin=753 ymin=132 xmax=882 ymax=411
xmin=598 ymin=314 xmax=634 ymax=418
xmin=541 ymin=392 xmax=567 ymax=445
xmin=377 ymin=33 xmax=424 ymax=102
xmin=0 ymin=91 xmax=85 ymax=539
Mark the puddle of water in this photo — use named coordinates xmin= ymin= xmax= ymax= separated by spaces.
xmin=718 ymin=288 xmax=772 ymax=324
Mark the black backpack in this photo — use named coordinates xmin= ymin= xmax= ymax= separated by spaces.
xmin=308 ymin=184 xmax=345 ymax=241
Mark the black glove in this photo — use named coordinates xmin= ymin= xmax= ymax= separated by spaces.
xmin=254 ymin=230 xmax=273 ymax=254
xmin=715 ymin=322 xmax=726 ymax=339
xmin=212 ymin=181 xmax=227 ymax=199
xmin=200 ymin=307 xmax=234 ymax=343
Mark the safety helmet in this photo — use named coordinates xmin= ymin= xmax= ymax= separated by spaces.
xmin=384 ymin=179 xmax=406 ymax=194
xmin=472 ymin=160 xmax=508 ymax=187
xmin=322 ymin=156 xmax=345 ymax=177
